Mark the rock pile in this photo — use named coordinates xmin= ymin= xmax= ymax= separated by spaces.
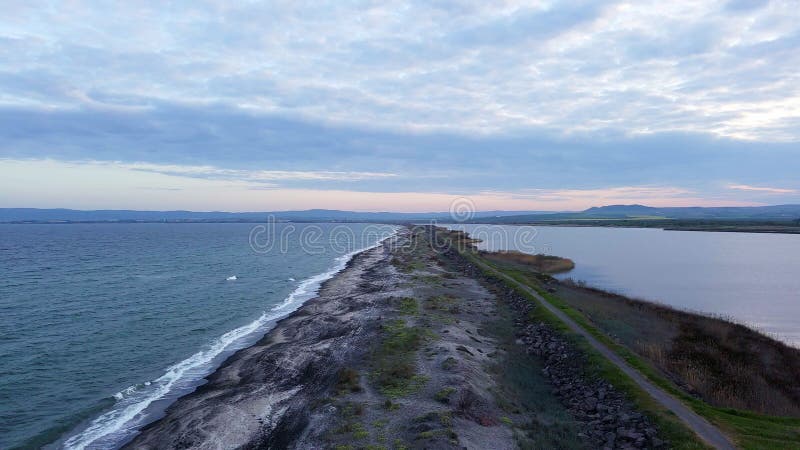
xmin=515 ymin=320 xmax=667 ymax=449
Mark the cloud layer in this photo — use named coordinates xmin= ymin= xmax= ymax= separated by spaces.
xmin=1 ymin=1 xmax=799 ymax=210
xmin=0 ymin=158 xmax=762 ymax=211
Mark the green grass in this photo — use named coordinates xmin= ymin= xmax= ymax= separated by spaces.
xmin=441 ymin=356 xmax=457 ymax=370
xmin=434 ymin=387 xmax=456 ymax=403
xmin=470 ymin=251 xmax=800 ymax=449
xmin=399 ymin=260 xmax=425 ymax=273
xmin=425 ymin=294 xmax=456 ymax=311
xmin=396 ymin=297 xmax=419 ymax=315
xmin=352 ymin=422 xmax=369 ymax=440
xmin=412 ymin=412 xmax=458 ymax=443
xmin=483 ymin=299 xmax=587 ymax=447
xmin=372 ymin=319 xmax=431 ymax=397
xmin=455 ymin=250 xmax=707 ymax=449
xmin=414 ymin=274 xmax=442 ymax=285
xmin=555 ymin=278 xmax=800 ymax=418
xmin=516 ymin=272 xmax=800 ymax=449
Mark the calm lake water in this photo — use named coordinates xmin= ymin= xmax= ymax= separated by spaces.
xmin=447 ymin=224 xmax=800 ymax=347
xmin=0 ymin=223 xmax=395 ymax=449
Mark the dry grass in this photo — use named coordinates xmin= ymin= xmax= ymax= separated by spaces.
xmin=558 ymin=281 xmax=800 ymax=417
xmin=443 ymin=229 xmax=482 ymax=246
xmin=335 ymin=368 xmax=363 ymax=395
xmin=481 ymin=250 xmax=575 ymax=274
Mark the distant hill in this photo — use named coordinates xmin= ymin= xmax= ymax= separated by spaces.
xmin=4 ymin=205 xmax=799 ymax=224
xmin=475 ymin=204 xmax=800 ymax=223
xmin=582 ymin=204 xmax=800 ymax=219
xmin=0 ymin=208 xmax=552 ymax=223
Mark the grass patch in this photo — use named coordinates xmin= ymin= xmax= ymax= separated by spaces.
xmin=415 ymin=429 xmax=455 ymax=440
xmin=414 ymin=274 xmax=442 ymax=285
xmin=555 ymin=278 xmax=800 ymax=418
xmin=396 ymin=297 xmax=419 ymax=315
xmin=412 ymin=411 xmax=458 ymax=443
xmin=372 ymin=319 xmax=430 ymax=397
xmin=391 ymin=252 xmax=426 ymax=274
xmin=383 ymin=398 xmax=400 ymax=411
xmin=481 ymin=250 xmax=575 ymax=274
xmin=339 ymin=401 xmax=365 ymax=418
xmin=335 ymin=367 xmax=362 ymax=395
xmin=441 ymin=356 xmax=457 ymax=370
xmin=425 ymin=294 xmax=455 ymax=311
xmin=434 ymin=387 xmax=456 ymax=403
xmin=352 ymin=422 xmax=369 ymax=440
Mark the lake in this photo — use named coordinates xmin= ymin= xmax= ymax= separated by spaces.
xmin=446 ymin=224 xmax=800 ymax=347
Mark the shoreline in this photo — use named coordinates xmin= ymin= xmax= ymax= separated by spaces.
xmin=119 ymin=232 xmax=404 ymax=449
xmin=435 ymin=226 xmax=800 ymax=447
xmin=121 ymin=226 xmax=681 ymax=449
xmin=554 ymin=275 xmax=800 ymax=348
xmin=59 ymin=231 xmax=397 ymax=450
xmin=74 ymin=225 xmax=799 ymax=448
xmin=446 ymin=223 xmax=800 ymax=348
xmin=464 ymin=221 xmax=800 ymax=235
xmin=8 ymin=220 xmax=800 ymax=235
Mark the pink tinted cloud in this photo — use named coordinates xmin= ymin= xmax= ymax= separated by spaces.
xmin=726 ymin=184 xmax=796 ymax=194
xmin=239 ymin=186 xmax=760 ymax=212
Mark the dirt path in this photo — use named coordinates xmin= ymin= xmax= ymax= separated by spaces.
xmin=471 ymin=258 xmax=738 ymax=450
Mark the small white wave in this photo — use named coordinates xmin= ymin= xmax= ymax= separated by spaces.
xmin=269 ymin=238 xmax=388 ymax=313
xmin=62 ymin=228 xmax=397 ymax=450
xmin=226 ymin=275 xmax=237 ymax=281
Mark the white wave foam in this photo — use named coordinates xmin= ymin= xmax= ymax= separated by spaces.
xmin=61 ymin=229 xmax=396 ymax=450
xmin=269 ymin=238 xmax=390 ymax=312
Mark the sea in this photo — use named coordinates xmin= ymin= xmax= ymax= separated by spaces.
xmin=0 ymin=222 xmax=396 ymax=449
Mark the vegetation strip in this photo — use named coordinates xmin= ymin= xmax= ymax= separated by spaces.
xmin=462 ymin=248 xmax=737 ymax=449
xmin=506 ymin=268 xmax=800 ymax=450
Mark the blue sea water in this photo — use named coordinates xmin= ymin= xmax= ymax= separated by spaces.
xmin=0 ymin=223 xmax=395 ymax=449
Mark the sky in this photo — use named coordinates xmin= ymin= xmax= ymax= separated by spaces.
xmin=1 ymin=0 xmax=799 ymax=212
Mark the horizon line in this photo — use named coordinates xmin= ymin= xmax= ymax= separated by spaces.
xmin=3 ymin=203 xmax=800 ymax=215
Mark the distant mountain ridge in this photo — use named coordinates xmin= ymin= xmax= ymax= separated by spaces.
xmin=3 ymin=204 xmax=800 ymax=223
xmin=582 ymin=204 xmax=800 ymax=219
xmin=0 ymin=208 xmax=552 ymax=223
xmin=478 ymin=204 xmax=800 ymax=223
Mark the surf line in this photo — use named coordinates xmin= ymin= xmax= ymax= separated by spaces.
xmin=61 ymin=228 xmax=398 ymax=450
